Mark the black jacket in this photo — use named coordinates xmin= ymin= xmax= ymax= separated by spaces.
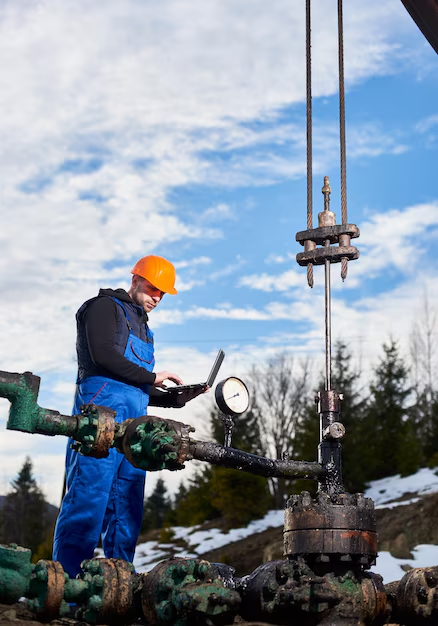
xmin=76 ymin=288 xmax=180 ymax=408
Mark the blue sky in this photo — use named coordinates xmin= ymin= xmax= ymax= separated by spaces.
xmin=0 ymin=0 xmax=436 ymax=505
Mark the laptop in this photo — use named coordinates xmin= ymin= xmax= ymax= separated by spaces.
xmin=170 ymin=349 xmax=225 ymax=392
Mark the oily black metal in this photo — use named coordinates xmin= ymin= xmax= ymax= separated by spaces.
xmin=238 ymin=558 xmax=387 ymax=626
xmin=316 ymin=390 xmax=345 ymax=494
xmin=284 ymin=491 xmax=378 ymax=569
xmin=217 ymin=413 xmax=236 ymax=447
xmin=190 ymin=440 xmax=324 ymax=480
xmin=386 ymin=565 xmax=438 ymax=625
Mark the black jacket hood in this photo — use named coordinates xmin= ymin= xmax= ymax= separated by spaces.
xmin=97 ymin=288 xmax=149 ymax=321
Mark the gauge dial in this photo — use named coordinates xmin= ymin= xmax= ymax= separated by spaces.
xmin=215 ymin=377 xmax=250 ymax=416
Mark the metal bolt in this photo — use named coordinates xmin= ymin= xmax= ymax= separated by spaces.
xmin=300 ymin=491 xmax=312 ymax=507
xmin=131 ymin=442 xmax=143 ymax=455
xmin=355 ymin=493 xmax=365 ymax=507
xmin=195 ymin=563 xmax=209 ymax=577
xmin=93 ymin=575 xmax=105 ymax=588
xmin=425 ymin=569 xmax=438 ymax=588
xmin=36 ymin=567 xmax=48 ymax=582
xmin=417 ymin=585 xmax=429 ymax=604
xmin=88 ymin=560 xmax=101 ymax=575
xmin=88 ymin=594 xmax=103 ymax=610
xmin=266 ymin=579 xmax=278 ymax=594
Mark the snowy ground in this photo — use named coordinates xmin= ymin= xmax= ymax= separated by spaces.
xmin=111 ymin=467 xmax=438 ymax=583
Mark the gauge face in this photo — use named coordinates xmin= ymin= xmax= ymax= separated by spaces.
xmin=215 ymin=377 xmax=250 ymax=416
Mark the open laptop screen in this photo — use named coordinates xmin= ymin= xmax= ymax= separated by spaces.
xmin=171 ymin=349 xmax=225 ymax=391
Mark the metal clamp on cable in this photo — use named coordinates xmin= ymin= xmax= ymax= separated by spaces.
xmin=296 ymin=176 xmax=360 ymax=271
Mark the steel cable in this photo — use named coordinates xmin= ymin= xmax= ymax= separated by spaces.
xmin=338 ymin=0 xmax=349 ymax=281
xmin=306 ymin=0 xmax=314 ymax=288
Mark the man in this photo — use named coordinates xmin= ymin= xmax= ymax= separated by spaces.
xmin=53 ymin=255 xmax=205 ymax=577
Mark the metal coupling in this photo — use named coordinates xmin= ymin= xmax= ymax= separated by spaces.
xmin=141 ymin=557 xmax=241 ymax=626
xmin=71 ymin=404 xmax=116 ymax=458
xmin=114 ymin=415 xmax=195 ymax=471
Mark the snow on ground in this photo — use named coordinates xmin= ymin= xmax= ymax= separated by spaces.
xmin=364 ymin=466 xmax=438 ymax=508
xmin=133 ymin=509 xmax=285 ymax=573
xmin=123 ymin=467 xmax=438 ymax=579
xmin=370 ymin=546 xmax=438 ymax=584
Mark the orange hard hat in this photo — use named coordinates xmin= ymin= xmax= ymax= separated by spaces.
xmin=131 ymin=255 xmax=178 ymax=295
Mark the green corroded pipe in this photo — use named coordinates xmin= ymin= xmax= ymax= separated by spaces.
xmin=0 ymin=370 xmax=84 ymax=436
xmin=0 ymin=544 xmax=33 ymax=604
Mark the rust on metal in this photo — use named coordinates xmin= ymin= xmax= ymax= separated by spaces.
xmin=99 ymin=559 xmax=133 ymax=622
xmin=284 ymin=492 xmax=378 ymax=564
xmin=88 ymin=406 xmax=116 ymax=458
xmin=34 ymin=560 xmax=65 ymax=621
xmin=391 ymin=565 xmax=438 ymax=625
xmin=361 ymin=574 xmax=388 ymax=624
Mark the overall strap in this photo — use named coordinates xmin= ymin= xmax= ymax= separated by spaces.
xmin=111 ymin=297 xmax=132 ymax=331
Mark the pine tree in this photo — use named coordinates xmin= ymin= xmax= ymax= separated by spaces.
xmin=142 ymin=477 xmax=171 ymax=532
xmin=209 ymin=467 xmax=272 ymax=529
xmin=363 ymin=340 xmax=421 ymax=481
xmin=1 ymin=457 xmax=48 ymax=554
xmin=174 ymin=467 xmax=221 ymax=526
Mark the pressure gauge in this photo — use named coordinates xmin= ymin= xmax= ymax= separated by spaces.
xmin=215 ymin=377 xmax=250 ymax=416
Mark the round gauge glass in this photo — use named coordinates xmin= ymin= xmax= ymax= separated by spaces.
xmin=215 ymin=377 xmax=250 ymax=415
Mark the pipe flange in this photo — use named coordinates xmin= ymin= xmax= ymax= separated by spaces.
xmin=116 ymin=415 xmax=194 ymax=471
xmin=76 ymin=558 xmax=134 ymax=624
xmin=141 ymin=557 xmax=241 ymax=626
xmin=391 ymin=565 xmax=438 ymax=625
xmin=284 ymin=491 xmax=377 ymax=567
xmin=27 ymin=560 xmax=66 ymax=621
xmin=73 ymin=404 xmax=116 ymax=458
xmin=239 ymin=559 xmax=341 ymax=623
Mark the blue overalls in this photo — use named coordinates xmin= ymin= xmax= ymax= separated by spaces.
xmin=53 ymin=298 xmax=154 ymax=577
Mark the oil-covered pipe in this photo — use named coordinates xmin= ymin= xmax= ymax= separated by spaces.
xmin=189 ymin=440 xmax=324 ymax=479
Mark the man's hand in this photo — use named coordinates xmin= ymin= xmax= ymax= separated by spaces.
xmin=153 ymin=370 xmax=183 ymax=389
xmin=171 ymin=385 xmax=210 ymax=407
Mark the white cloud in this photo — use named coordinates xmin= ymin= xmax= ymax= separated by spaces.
xmin=238 ymin=268 xmax=303 ymax=292
xmin=200 ymin=203 xmax=236 ymax=223
xmin=0 ymin=0 xmax=430 ymax=504
xmin=417 ymin=115 xmax=438 ymax=133
xmin=174 ymin=257 xmax=212 ymax=269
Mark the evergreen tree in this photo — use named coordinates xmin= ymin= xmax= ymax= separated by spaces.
xmin=362 ymin=340 xmax=421 ymax=481
xmin=1 ymin=457 xmax=48 ymax=554
xmin=142 ymin=477 xmax=171 ymax=532
xmin=173 ymin=401 xmax=273 ymax=527
xmin=209 ymin=467 xmax=272 ymax=529
xmin=174 ymin=467 xmax=221 ymax=526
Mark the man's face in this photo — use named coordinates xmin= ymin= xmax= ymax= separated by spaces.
xmin=130 ymin=275 xmax=164 ymax=312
